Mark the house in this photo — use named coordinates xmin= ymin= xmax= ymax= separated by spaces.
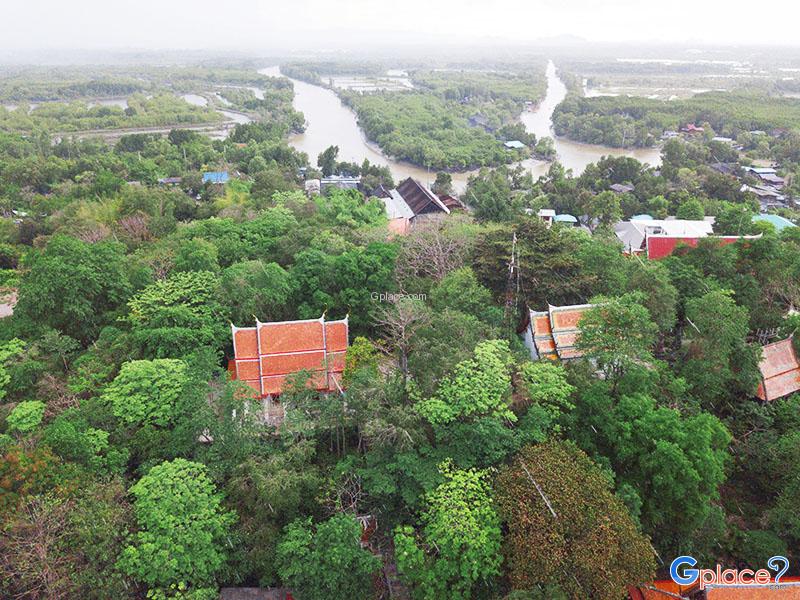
xmin=437 ymin=194 xmax=466 ymax=211
xmin=744 ymin=166 xmax=778 ymax=176
xmin=661 ymin=130 xmax=680 ymax=139
xmin=537 ymin=208 xmax=556 ymax=227
xmin=229 ymin=316 xmax=348 ymax=424
xmin=681 ymin=123 xmax=704 ymax=134
xmin=711 ymin=136 xmax=734 ymax=144
xmin=752 ymin=214 xmax=796 ymax=232
xmin=203 ymin=171 xmax=230 ymax=185
xmin=758 ymin=173 xmax=785 ymax=187
xmin=709 ymin=162 xmax=737 ymax=176
xmin=320 ymin=175 xmax=360 ymax=191
xmin=609 ymin=183 xmax=635 ymax=194
xmin=378 ymin=177 xmax=452 ymax=233
xmin=614 ymin=217 xmax=758 ymax=259
xmin=504 ymin=140 xmax=526 ymax=150
xmin=519 ymin=303 xmax=596 ymax=361
xmin=157 ymin=176 xmax=183 ymax=185
xmin=553 ymin=214 xmax=579 ymax=226
xmin=614 ymin=218 xmax=714 ymax=255
xmin=304 ymin=179 xmax=321 ymax=196
xmin=742 ymin=184 xmax=786 ymax=209
xmin=645 ymin=234 xmax=753 ymax=259
xmin=756 ymin=337 xmax=800 ymax=402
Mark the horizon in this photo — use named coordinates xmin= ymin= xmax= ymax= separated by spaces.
xmin=3 ymin=0 xmax=800 ymax=58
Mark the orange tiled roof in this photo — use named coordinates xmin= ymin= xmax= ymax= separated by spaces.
xmin=705 ymin=581 xmax=800 ymax=599
xmin=756 ymin=337 xmax=800 ymax=401
xmin=525 ymin=303 xmax=594 ymax=361
xmin=231 ymin=316 xmax=348 ymax=397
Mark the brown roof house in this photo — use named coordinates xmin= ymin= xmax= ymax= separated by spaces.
xmin=756 ymin=337 xmax=800 ymax=402
xmin=519 ymin=303 xmax=595 ymax=361
xmin=379 ymin=177 xmax=458 ymax=234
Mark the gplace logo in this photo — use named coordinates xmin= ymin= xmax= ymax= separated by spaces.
xmin=670 ymin=555 xmax=790 ymax=590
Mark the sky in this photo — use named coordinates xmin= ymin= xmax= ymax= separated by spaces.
xmin=2 ymin=0 xmax=800 ymax=53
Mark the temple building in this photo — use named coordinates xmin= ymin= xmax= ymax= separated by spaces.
xmin=230 ymin=315 xmax=348 ymax=398
xmin=519 ymin=303 xmax=595 ymax=361
xmin=756 ymin=337 xmax=800 ymax=402
xmin=614 ymin=216 xmax=759 ymax=259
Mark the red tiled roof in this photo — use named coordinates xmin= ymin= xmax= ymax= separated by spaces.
xmin=756 ymin=337 xmax=800 ymax=401
xmin=438 ymin=194 xmax=465 ymax=211
xmin=645 ymin=235 xmax=745 ymax=259
xmin=230 ymin=316 xmax=348 ymax=397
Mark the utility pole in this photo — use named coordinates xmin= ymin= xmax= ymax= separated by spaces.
xmin=504 ymin=232 xmax=519 ymax=333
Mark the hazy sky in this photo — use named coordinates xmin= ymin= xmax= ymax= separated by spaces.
xmin=3 ymin=0 xmax=800 ymax=52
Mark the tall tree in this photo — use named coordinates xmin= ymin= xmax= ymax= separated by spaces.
xmin=15 ymin=236 xmax=132 ymax=343
xmin=495 ymin=441 xmax=655 ymax=599
xmin=117 ymin=458 xmax=235 ymax=597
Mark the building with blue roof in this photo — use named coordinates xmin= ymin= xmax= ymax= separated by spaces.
xmin=203 ymin=171 xmax=230 ymax=185
xmin=753 ymin=214 xmax=796 ymax=232
xmin=554 ymin=214 xmax=578 ymax=224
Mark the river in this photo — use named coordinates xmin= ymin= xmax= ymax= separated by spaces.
xmin=259 ymin=61 xmax=661 ymax=192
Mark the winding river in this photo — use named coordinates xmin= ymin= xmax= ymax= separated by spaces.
xmin=261 ymin=62 xmax=662 ymax=192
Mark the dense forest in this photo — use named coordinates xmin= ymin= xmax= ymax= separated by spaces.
xmin=1 ymin=58 xmax=800 ymax=600
xmin=553 ymin=91 xmax=800 ymax=148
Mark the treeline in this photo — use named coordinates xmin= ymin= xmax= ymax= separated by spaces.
xmin=280 ymin=61 xmax=388 ymax=85
xmin=0 ymin=69 xmax=304 ymax=136
xmin=411 ymin=68 xmax=546 ymax=105
xmin=0 ymin=66 xmax=279 ymax=102
xmin=0 ymin=94 xmax=222 ymax=134
xmin=553 ymin=91 xmax=800 ymax=147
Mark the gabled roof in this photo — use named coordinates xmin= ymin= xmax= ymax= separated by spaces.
xmin=382 ymin=189 xmax=415 ymax=220
xmin=396 ymin=178 xmax=450 ymax=216
xmin=610 ymin=183 xmax=635 ymax=194
xmin=523 ymin=303 xmax=595 ymax=361
xmin=231 ymin=316 xmax=348 ymax=397
xmin=756 ymin=337 xmax=800 ymax=402
xmin=438 ymin=194 xmax=466 ymax=211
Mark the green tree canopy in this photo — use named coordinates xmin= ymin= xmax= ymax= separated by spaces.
xmin=276 ymin=513 xmax=380 ymax=600
xmin=15 ymin=235 xmax=132 ymax=342
xmin=394 ymin=464 xmax=502 ymax=600
xmin=117 ymin=458 xmax=235 ymax=595
xmin=102 ymin=359 xmax=189 ymax=428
